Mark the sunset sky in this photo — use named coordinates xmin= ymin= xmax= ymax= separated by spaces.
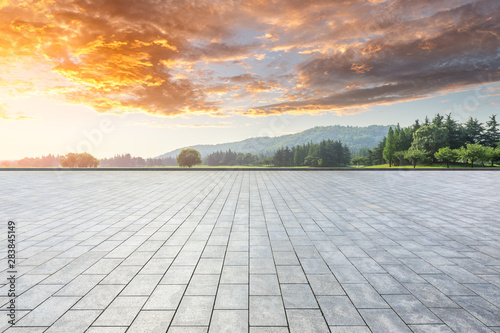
xmin=1 ymin=0 xmax=500 ymax=159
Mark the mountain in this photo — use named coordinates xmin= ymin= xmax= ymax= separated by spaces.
xmin=157 ymin=124 xmax=392 ymax=158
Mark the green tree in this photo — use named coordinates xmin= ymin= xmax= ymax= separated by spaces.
xmin=404 ymin=148 xmax=428 ymax=168
xmin=458 ymin=143 xmax=483 ymax=168
xmin=464 ymin=117 xmax=484 ymax=144
xmin=393 ymin=151 xmax=406 ymax=166
xmin=304 ymin=145 xmax=320 ymax=167
xmin=383 ymin=127 xmax=396 ymax=167
xmin=432 ymin=113 xmax=444 ymax=127
xmin=78 ymin=152 xmax=99 ymax=167
xmin=443 ymin=114 xmax=464 ymax=149
xmin=177 ymin=148 xmax=202 ymax=168
xmin=479 ymin=146 xmax=496 ymax=167
xmin=60 ymin=153 xmax=79 ymax=167
xmin=371 ymin=137 xmax=386 ymax=165
xmin=411 ymin=125 xmax=448 ymax=161
xmin=434 ymin=147 xmax=458 ymax=168
xmin=484 ymin=114 xmax=499 ymax=147
xmin=351 ymin=156 xmax=364 ymax=167
xmin=60 ymin=152 xmax=99 ymax=168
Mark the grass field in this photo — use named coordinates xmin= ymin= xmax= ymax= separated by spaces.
xmin=363 ymin=163 xmax=499 ymax=169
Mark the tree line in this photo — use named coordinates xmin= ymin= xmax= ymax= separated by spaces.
xmin=100 ymin=154 xmax=177 ymax=167
xmin=352 ymin=114 xmax=500 ymax=168
xmin=203 ymin=139 xmax=351 ymax=167
xmin=2 ymin=153 xmax=177 ymax=168
xmin=204 ymin=150 xmax=263 ymax=166
xmin=274 ymin=140 xmax=351 ymax=167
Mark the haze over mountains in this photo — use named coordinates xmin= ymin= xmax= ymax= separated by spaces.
xmin=157 ymin=125 xmax=392 ymax=158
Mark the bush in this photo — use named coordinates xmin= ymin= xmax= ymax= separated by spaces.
xmin=60 ymin=152 xmax=99 ymax=168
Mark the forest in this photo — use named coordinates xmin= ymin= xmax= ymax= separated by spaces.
xmin=203 ymin=139 xmax=351 ymax=167
xmin=353 ymin=114 xmax=500 ymax=168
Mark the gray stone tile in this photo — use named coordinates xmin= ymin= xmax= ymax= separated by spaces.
xmin=250 ymin=296 xmax=287 ymax=326
xmin=3 ymin=171 xmax=500 ymax=333
xmin=172 ymin=296 xmax=215 ymax=326
xmin=144 ymin=284 xmax=187 ymax=310
xmin=185 ymin=274 xmax=220 ymax=296
xmin=93 ymin=296 xmax=148 ymax=326
xmin=195 ymin=258 xmax=224 ymax=275
xmin=286 ymin=309 xmax=329 ymax=333
xmin=281 ymin=284 xmax=318 ymax=308
xmin=329 ymin=327 xmax=371 ymax=333
xmin=431 ymin=308 xmax=494 ymax=333
xmin=276 ymin=266 xmax=307 ymax=283
xmin=422 ymin=274 xmax=476 ymax=296
xmin=121 ymin=274 xmax=162 ymax=295
xmin=307 ymin=274 xmax=344 ymax=296
xmin=383 ymin=294 xmax=442 ymax=324
xmin=215 ymin=284 xmax=248 ymax=309
xmin=383 ymin=264 xmax=425 ymax=283
xmin=343 ymin=283 xmax=389 ymax=308
xmin=45 ymin=310 xmax=101 ymax=333
xmin=300 ymin=258 xmax=331 ymax=275
xmin=14 ymin=284 xmax=63 ymax=310
xmin=364 ymin=273 xmax=408 ymax=295
xmin=249 ymin=328 xmax=288 ymax=333
xmin=451 ymin=295 xmax=500 ymax=326
xmin=408 ymin=324 xmax=454 ymax=333
xmin=86 ymin=328 xmax=127 ymax=333
xmin=209 ymin=310 xmax=248 ymax=333
xmin=55 ymin=274 xmax=104 ymax=296
xmin=404 ymin=283 xmax=458 ymax=308
xmin=224 ymin=252 xmax=249 ymax=266
xmin=168 ymin=328 xmax=208 ymax=333
xmin=140 ymin=258 xmax=173 ymax=274
xmin=273 ymin=252 xmax=300 ymax=266
xmin=100 ymin=265 xmax=142 ymax=285
xmin=221 ymin=265 xmax=248 ymax=284
xmin=317 ymin=296 xmax=365 ymax=325
xmin=250 ymin=258 xmax=276 ymax=274
xmin=127 ymin=310 xmax=174 ymax=332
xmin=160 ymin=265 xmax=196 ymax=284
xmin=329 ymin=265 xmax=366 ymax=283
xmin=73 ymin=284 xmax=125 ymax=309
xmin=359 ymin=309 xmax=412 ymax=333
xmin=351 ymin=257 xmax=386 ymax=274
xmin=17 ymin=296 xmax=79 ymax=326
xmin=250 ymin=274 xmax=280 ymax=296
xmin=84 ymin=258 xmax=123 ymax=275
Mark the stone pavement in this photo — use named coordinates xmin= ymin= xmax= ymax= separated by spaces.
xmin=0 ymin=170 xmax=499 ymax=333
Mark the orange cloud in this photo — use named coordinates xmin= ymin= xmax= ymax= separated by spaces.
xmin=0 ymin=0 xmax=499 ymax=118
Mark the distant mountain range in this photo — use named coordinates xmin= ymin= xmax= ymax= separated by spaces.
xmin=157 ymin=124 xmax=392 ymax=158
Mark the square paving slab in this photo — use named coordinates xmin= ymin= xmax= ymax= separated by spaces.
xmin=0 ymin=170 xmax=499 ymax=332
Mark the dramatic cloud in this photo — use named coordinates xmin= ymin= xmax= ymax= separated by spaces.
xmin=1 ymin=0 xmax=499 ymax=117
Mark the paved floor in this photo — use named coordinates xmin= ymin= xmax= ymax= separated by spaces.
xmin=0 ymin=171 xmax=499 ymax=333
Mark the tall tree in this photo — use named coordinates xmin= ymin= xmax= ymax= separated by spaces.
xmin=371 ymin=137 xmax=386 ymax=165
xmin=464 ymin=117 xmax=484 ymax=144
xmin=484 ymin=114 xmax=499 ymax=147
xmin=443 ymin=114 xmax=464 ymax=149
xmin=383 ymin=127 xmax=396 ymax=167
xmin=432 ymin=113 xmax=444 ymax=127
xmin=411 ymin=125 xmax=448 ymax=162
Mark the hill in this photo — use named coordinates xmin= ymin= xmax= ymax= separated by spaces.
xmin=157 ymin=124 xmax=392 ymax=158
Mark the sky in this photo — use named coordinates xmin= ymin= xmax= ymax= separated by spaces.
xmin=1 ymin=0 xmax=500 ymax=159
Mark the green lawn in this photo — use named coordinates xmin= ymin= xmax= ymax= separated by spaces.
xmin=362 ymin=163 xmax=499 ymax=169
